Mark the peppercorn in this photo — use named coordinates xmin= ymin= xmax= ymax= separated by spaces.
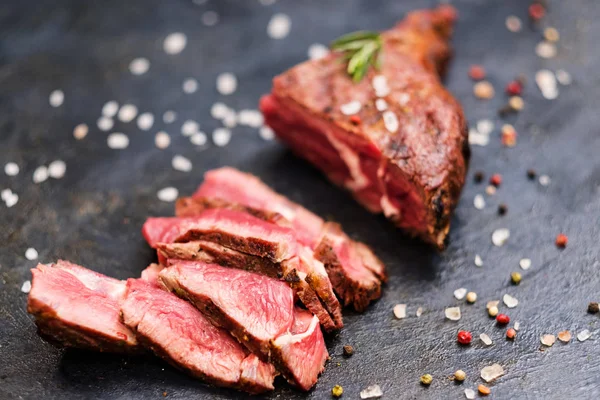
xmin=527 ymin=169 xmax=537 ymax=180
xmin=529 ymin=3 xmax=546 ymax=20
xmin=457 ymin=330 xmax=472 ymax=345
xmin=506 ymin=328 xmax=517 ymax=340
xmin=478 ymin=384 xmax=491 ymax=396
xmin=474 ymin=171 xmax=484 ymax=183
xmin=496 ymin=314 xmax=510 ymax=325
xmin=511 ymin=272 xmax=522 ymax=285
xmin=454 ymin=369 xmax=466 ymax=382
xmin=349 ymin=115 xmax=361 ymax=125
xmin=555 ymin=233 xmax=568 ymax=248
xmin=332 ymin=384 xmax=344 ymax=397
xmin=420 ymin=374 xmax=433 ymax=386
xmin=466 ymin=291 xmax=477 ymax=304
xmin=343 ymin=345 xmax=354 ymax=357
xmin=498 ymin=204 xmax=508 ymax=215
xmin=588 ymin=302 xmax=600 ymax=314
xmin=488 ymin=306 xmax=499 ymax=317
xmin=490 ymin=174 xmax=502 ymax=187
xmin=469 ymin=65 xmax=486 ymax=81
xmin=505 ymin=80 xmax=522 ymax=96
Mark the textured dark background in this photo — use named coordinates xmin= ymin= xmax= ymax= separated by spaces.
xmin=1 ymin=0 xmax=599 ymax=399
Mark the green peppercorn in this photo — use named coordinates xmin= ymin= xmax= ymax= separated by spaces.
xmin=420 ymin=374 xmax=433 ymax=386
xmin=511 ymin=272 xmax=522 ymax=285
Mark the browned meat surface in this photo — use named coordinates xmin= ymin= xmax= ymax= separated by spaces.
xmin=191 ymin=167 xmax=386 ymax=311
xmin=26 ymin=261 xmax=139 ymax=352
xmin=260 ymin=6 xmax=469 ymax=249
xmin=121 ymin=279 xmax=276 ymax=394
xmin=160 ymin=260 xmax=329 ymax=391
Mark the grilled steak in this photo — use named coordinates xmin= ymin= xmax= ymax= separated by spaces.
xmin=160 ymin=260 xmax=328 ymax=391
xmin=121 ymin=279 xmax=276 ymax=394
xmin=140 ymin=263 xmax=163 ymax=286
xmin=26 ymin=261 xmax=139 ymax=352
xmin=191 ymin=167 xmax=386 ymax=311
xmin=260 ymin=6 xmax=469 ymax=249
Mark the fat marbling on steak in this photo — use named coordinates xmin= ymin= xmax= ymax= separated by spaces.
xmin=159 ymin=260 xmax=328 ymax=391
xmin=260 ymin=5 xmax=469 ymax=249
xmin=121 ymin=279 xmax=276 ymax=394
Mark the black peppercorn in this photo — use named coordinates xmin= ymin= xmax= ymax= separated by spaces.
xmin=474 ymin=171 xmax=484 ymax=184
xmin=527 ymin=169 xmax=536 ymax=180
xmin=588 ymin=302 xmax=599 ymax=314
xmin=498 ymin=204 xmax=508 ymax=215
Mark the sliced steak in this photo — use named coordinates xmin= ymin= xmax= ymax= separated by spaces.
xmin=121 ymin=279 xmax=276 ymax=394
xmin=260 ymin=6 xmax=469 ymax=249
xmin=142 ymin=208 xmax=297 ymax=263
xmin=140 ymin=263 xmax=163 ymax=287
xmin=26 ymin=260 xmax=139 ymax=352
xmin=191 ymin=167 xmax=386 ymax=311
xmin=159 ymin=260 xmax=328 ymax=391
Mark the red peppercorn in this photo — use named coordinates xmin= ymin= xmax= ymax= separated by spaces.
xmin=349 ymin=115 xmax=361 ymax=125
xmin=505 ymin=80 xmax=522 ymax=96
xmin=529 ymin=3 xmax=545 ymax=21
xmin=457 ymin=330 xmax=472 ymax=345
xmin=506 ymin=328 xmax=517 ymax=340
xmin=490 ymin=174 xmax=502 ymax=187
xmin=496 ymin=314 xmax=510 ymax=325
xmin=469 ymin=65 xmax=486 ymax=81
xmin=555 ymin=233 xmax=568 ymax=248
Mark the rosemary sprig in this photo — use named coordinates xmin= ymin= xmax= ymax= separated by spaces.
xmin=330 ymin=30 xmax=383 ymax=83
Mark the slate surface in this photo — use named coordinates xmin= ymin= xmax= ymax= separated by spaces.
xmin=1 ymin=0 xmax=599 ymax=399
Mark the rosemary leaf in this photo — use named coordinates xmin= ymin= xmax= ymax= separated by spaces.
xmin=330 ymin=30 xmax=383 ymax=82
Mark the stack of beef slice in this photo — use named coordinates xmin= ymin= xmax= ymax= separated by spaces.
xmin=27 ymin=167 xmax=386 ymax=394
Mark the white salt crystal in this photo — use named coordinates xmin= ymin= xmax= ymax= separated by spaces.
xmin=480 ymin=364 xmax=504 ymax=382
xmin=181 ymin=120 xmax=199 ymax=136
xmin=213 ymin=128 xmax=232 ymax=147
xmin=163 ymin=110 xmax=177 ymax=124
xmin=474 ymin=254 xmax=483 ymax=267
xmin=172 ymin=155 xmax=192 ymax=172
xmin=190 ymin=132 xmax=207 ymax=146
xmin=33 ymin=166 xmax=49 ymax=183
xmin=372 ymin=75 xmax=390 ymax=97
xmin=97 ymin=116 xmax=114 ymax=131
xmin=445 ymin=306 xmax=461 ymax=321
xmin=155 ymin=132 xmax=171 ymax=149
xmin=503 ymin=294 xmax=519 ymax=308
xmin=519 ymin=258 xmax=532 ymax=270
xmin=536 ymin=41 xmax=557 ymax=59
xmin=1 ymin=189 xmax=12 ymax=201
xmin=157 ymin=187 xmax=178 ymax=202
xmin=506 ymin=16 xmax=522 ymax=32
xmin=48 ymin=160 xmax=66 ymax=179
xmin=308 ymin=43 xmax=328 ymax=60
xmin=260 ymin=126 xmax=275 ymax=141
xmin=492 ymin=228 xmax=510 ymax=246
xmin=539 ymin=175 xmax=551 ymax=186
xmin=211 ymin=102 xmax=230 ymax=119
xmin=137 ymin=112 xmax=154 ymax=131
xmin=49 ymin=90 xmax=64 ymax=107
xmin=383 ymin=111 xmax=399 ymax=133
xmin=182 ymin=78 xmax=198 ymax=94
xmin=163 ymin=32 xmax=187 ymax=55
xmin=25 ymin=247 xmax=38 ymax=260
xmin=5 ymin=192 xmax=18 ymax=208
xmin=480 ymin=333 xmax=493 ymax=346
xmin=107 ymin=133 xmax=129 ymax=149
xmin=577 ymin=330 xmax=591 ymax=342
xmin=465 ymin=388 xmax=476 ymax=399
xmin=556 ymin=69 xmax=572 ymax=85
xmin=477 ymin=119 xmax=494 ymax=135
xmin=267 ymin=13 xmax=291 ymax=39
xmin=393 ymin=304 xmax=407 ymax=319
xmin=375 ymin=98 xmax=388 ymax=111
xmin=4 ymin=162 xmax=19 ymax=177
xmin=129 ymin=57 xmax=150 ymax=75
xmin=536 ymin=69 xmax=559 ymax=100
xmin=102 ymin=101 xmax=119 ymax=117
xmin=340 ymin=100 xmax=362 ymax=116
xmin=360 ymin=384 xmax=383 ymax=399
xmin=216 ymin=73 xmax=237 ymax=95
xmin=454 ymin=288 xmax=467 ymax=300
xmin=21 ymin=280 xmax=31 ymax=293
xmin=474 ymin=194 xmax=485 ymax=210
xmin=237 ymin=110 xmax=264 ymax=128
xmin=118 ymin=104 xmax=138 ymax=123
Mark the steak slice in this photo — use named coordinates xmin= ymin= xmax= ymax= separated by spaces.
xmin=191 ymin=167 xmax=386 ymax=311
xmin=26 ymin=260 xmax=139 ymax=352
xmin=260 ymin=6 xmax=469 ymax=249
xmin=142 ymin=208 xmax=297 ymax=263
xmin=121 ymin=279 xmax=276 ymax=394
xmin=140 ymin=263 xmax=163 ymax=287
xmin=159 ymin=260 xmax=328 ymax=391
xmin=157 ymin=240 xmax=339 ymax=331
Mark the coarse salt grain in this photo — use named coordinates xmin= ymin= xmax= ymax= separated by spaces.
xmin=213 ymin=128 xmax=232 ymax=147
xmin=519 ymin=258 xmax=532 ymax=270
xmin=216 ymin=73 xmax=237 ymax=95
xmin=393 ymin=304 xmax=407 ymax=319
xmin=360 ymin=384 xmax=383 ymax=399
xmin=102 ymin=101 xmax=119 ymax=117
xmin=372 ymin=75 xmax=390 ymax=97
xmin=474 ymin=194 xmax=485 ymax=210
xmin=382 ymin=111 xmax=399 ymax=133
xmin=73 ymin=123 xmax=89 ymax=140
xmin=468 ymin=129 xmax=489 ymax=147
xmin=1 ymin=188 xmax=11 ymax=201
xmin=539 ymin=175 xmax=551 ymax=186
xmin=308 ymin=43 xmax=328 ymax=60
xmin=172 ymin=155 xmax=192 ymax=172
xmin=577 ymin=330 xmax=591 ymax=342
xmin=340 ymin=100 xmax=362 ymax=116
xmin=48 ymin=160 xmax=66 ymax=179
xmin=21 ymin=280 xmax=32 ymax=293
xmin=155 ymin=132 xmax=171 ymax=149
xmin=486 ymin=300 xmax=499 ymax=309
xmin=118 ymin=104 xmax=138 ymax=123
xmin=157 ymin=187 xmax=179 ymax=202
xmin=556 ymin=69 xmax=572 ymax=85
xmin=506 ymin=16 xmax=522 ymax=32
xmin=211 ymin=102 xmax=230 ymax=119
xmin=267 ymin=13 xmax=291 ymax=39
xmin=49 ymin=90 xmax=64 ymax=107
xmin=465 ymin=388 xmax=476 ymax=399
xmin=375 ymin=98 xmax=388 ymax=111
xmin=181 ymin=120 xmax=199 ymax=136
xmin=536 ymin=69 xmax=559 ymax=100
xmin=513 ymin=321 xmax=520 ymax=331
xmin=541 ymin=334 xmax=556 ymax=346
xmin=503 ymin=294 xmax=519 ymax=308
xmin=480 ymin=333 xmax=493 ymax=346
xmin=107 ymin=133 xmax=129 ymax=149
xmin=137 ymin=112 xmax=155 ymax=131
xmin=477 ymin=119 xmax=494 ymax=135
xmin=129 ymin=57 xmax=150 ymax=75
xmin=190 ymin=132 xmax=207 ymax=146
xmin=223 ymin=113 xmax=237 ymax=128
xmin=416 ymin=307 xmax=423 ymax=317
xmin=163 ymin=110 xmax=177 ymax=124
xmin=25 ymin=247 xmax=38 ymax=260
xmin=97 ymin=116 xmax=114 ymax=131
xmin=492 ymin=228 xmax=510 ymax=246
xmin=536 ymin=41 xmax=557 ymax=59
xmin=5 ymin=162 xmax=19 ymax=177
xmin=202 ymin=11 xmax=219 ymax=26
xmin=33 ymin=166 xmax=49 ymax=183
xmin=480 ymin=364 xmax=504 ymax=383
xmin=237 ymin=109 xmax=264 ymax=128
xmin=5 ymin=192 xmax=18 ymax=207
xmin=260 ymin=126 xmax=275 ymax=141
xmin=182 ymin=78 xmax=198 ymax=94
xmin=163 ymin=32 xmax=187 ymax=55
xmin=475 ymin=254 xmax=483 ymax=267
xmin=445 ymin=306 xmax=461 ymax=321
xmin=454 ymin=288 xmax=467 ymax=300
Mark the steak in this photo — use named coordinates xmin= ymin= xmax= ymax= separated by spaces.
xmin=191 ymin=167 xmax=386 ymax=311
xmin=140 ymin=263 xmax=163 ymax=286
xmin=260 ymin=6 xmax=469 ymax=249
xmin=121 ymin=279 xmax=276 ymax=394
xmin=142 ymin=208 xmax=297 ymax=263
xmin=159 ymin=260 xmax=328 ymax=391
xmin=26 ymin=261 xmax=139 ymax=352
